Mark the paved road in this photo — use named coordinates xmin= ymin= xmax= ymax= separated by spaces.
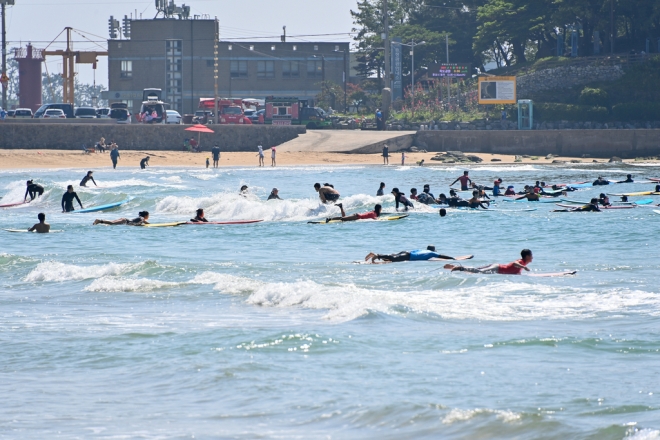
xmin=276 ymin=130 xmax=416 ymax=153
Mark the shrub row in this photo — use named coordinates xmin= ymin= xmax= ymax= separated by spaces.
xmin=535 ymin=103 xmax=609 ymax=122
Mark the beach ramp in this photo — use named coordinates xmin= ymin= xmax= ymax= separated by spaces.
xmin=276 ymin=130 xmax=416 ymax=153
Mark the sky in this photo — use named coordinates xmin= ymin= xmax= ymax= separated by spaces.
xmin=4 ymin=0 xmax=358 ymax=87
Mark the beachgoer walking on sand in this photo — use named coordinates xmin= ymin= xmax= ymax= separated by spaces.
xmin=110 ymin=146 xmax=120 ymax=169
xmin=257 ymin=144 xmax=265 ymax=167
xmin=271 ymin=146 xmax=277 ymax=167
xmin=211 ymin=144 xmax=221 ymax=168
xmin=401 ymin=152 xmax=407 ymax=166
xmin=382 ymin=145 xmax=389 ymax=165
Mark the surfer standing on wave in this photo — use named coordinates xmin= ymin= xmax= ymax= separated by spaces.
xmin=24 ymin=180 xmax=44 ymax=202
xmin=445 ymin=249 xmax=533 ymax=274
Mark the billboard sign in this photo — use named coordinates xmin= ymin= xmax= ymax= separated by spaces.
xmin=428 ymin=63 xmax=471 ymax=78
xmin=391 ymin=38 xmax=402 ymax=100
xmin=478 ymin=76 xmax=516 ymax=104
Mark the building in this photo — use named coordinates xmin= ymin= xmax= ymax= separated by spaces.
xmin=106 ymin=16 xmax=349 ymax=115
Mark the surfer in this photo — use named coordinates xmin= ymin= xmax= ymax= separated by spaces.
xmin=314 ymin=183 xmax=340 ymax=204
xmin=376 ymin=182 xmax=386 ymax=196
xmin=61 ymin=185 xmax=83 ymax=212
xmin=445 ymin=249 xmax=533 ymax=274
xmin=382 ymin=145 xmax=389 ymax=165
xmin=410 ymin=188 xmax=419 ymax=200
xmin=267 ymin=188 xmax=281 ymax=200
xmin=515 ymin=188 xmax=540 ymax=201
xmin=24 ymin=180 xmax=44 ymax=202
xmin=140 ymin=157 xmax=150 ymax=169
xmin=467 ymin=190 xmax=490 ymax=209
xmin=504 ymin=185 xmax=516 ymax=196
xmin=618 ymin=174 xmax=634 ymax=183
xmin=416 ymin=184 xmax=436 ymax=205
xmin=190 ymin=208 xmax=208 ymax=223
xmin=28 ymin=213 xmax=50 ymax=233
xmin=598 ymin=193 xmax=611 ymax=206
xmin=492 ymin=180 xmax=502 ymax=196
xmin=450 ymin=171 xmax=472 ymax=191
xmin=211 ymin=144 xmax=221 ymax=168
xmin=391 ymin=188 xmax=414 ymax=211
xmin=80 ymin=171 xmax=97 ymax=187
xmin=240 ymin=185 xmax=249 ymax=197
xmin=365 ymin=245 xmax=458 ymax=264
xmin=439 ymin=208 xmax=447 ymax=217
xmin=655 ymin=184 xmax=660 ymax=192
xmin=326 ymin=203 xmax=382 ymax=222
xmin=554 ymin=198 xmax=601 ymax=212
xmin=593 ymin=176 xmax=610 ymax=186
xmin=110 ymin=146 xmax=120 ymax=169
xmin=94 ymin=211 xmax=150 ymax=226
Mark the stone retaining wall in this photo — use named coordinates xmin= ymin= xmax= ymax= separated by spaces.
xmin=0 ymin=123 xmax=306 ymax=151
xmin=415 ymin=130 xmax=660 ymax=159
xmin=517 ymin=64 xmax=624 ymax=97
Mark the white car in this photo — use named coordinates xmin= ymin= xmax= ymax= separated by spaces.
xmin=43 ymin=109 xmax=66 ymax=119
xmin=166 ymin=110 xmax=182 ymax=124
xmin=96 ymin=108 xmax=111 ymax=118
xmin=13 ymin=108 xmax=33 ymax=118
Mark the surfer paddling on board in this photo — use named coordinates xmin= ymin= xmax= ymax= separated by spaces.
xmin=28 ymin=213 xmax=50 ymax=233
xmin=190 ymin=208 xmax=208 ymax=223
xmin=450 ymin=171 xmax=472 ymax=191
xmin=365 ymin=245 xmax=468 ymax=264
xmin=445 ymin=249 xmax=533 ymax=274
xmin=80 ymin=171 xmax=97 ymax=187
xmin=61 ymin=185 xmax=83 ymax=212
xmin=325 ymin=203 xmax=382 ymax=223
xmin=314 ymin=183 xmax=340 ymax=204
xmin=553 ymin=198 xmax=602 ymax=212
xmin=94 ymin=211 xmax=150 ymax=226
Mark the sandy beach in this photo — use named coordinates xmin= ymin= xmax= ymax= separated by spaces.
xmin=0 ymin=149 xmax=652 ymax=170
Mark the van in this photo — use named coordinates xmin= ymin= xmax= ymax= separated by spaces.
xmin=34 ymin=103 xmax=75 ymax=119
xmin=110 ymin=102 xmax=131 ymax=124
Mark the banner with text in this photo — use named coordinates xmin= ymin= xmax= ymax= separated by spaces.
xmin=391 ymin=38 xmax=402 ymax=101
xmin=428 ymin=63 xmax=471 ymax=78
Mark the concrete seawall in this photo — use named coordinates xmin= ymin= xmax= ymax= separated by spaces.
xmin=0 ymin=123 xmax=306 ymax=151
xmin=415 ymin=130 xmax=660 ymax=159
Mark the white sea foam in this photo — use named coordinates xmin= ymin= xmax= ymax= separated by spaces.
xmin=160 ymin=176 xmax=183 ymax=183
xmin=84 ymin=277 xmax=180 ymax=292
xmin=24 ymin=261 xmax=143 ymax=282
xmin=626 ymin=429 xmax=660 ymax=440
xmin=442 ymin=408 xmax=522 ymax=424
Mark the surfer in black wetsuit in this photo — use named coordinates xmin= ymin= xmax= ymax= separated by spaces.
xmin=553 ymin=198 xmax=601 ymax=212
xmin=190 ymin=208 xmax=208 ymax=223
xmin=618 ymin=174 xmax=634 ymax=183
xmin=80 ymin=171 xmax=97 ymax=187
xmin=24 ymin=180 xmax=44 ymax=202
xmin=61 ymin=185 xmax=83 ymax=212
xmin=391 ymin=187 xmax=414 ymax=211
xmin=598 ymin=193 xmax=612 ymax=206
xmin=140 ymin=157 xmax=150 ymax=169
xmin=94 ymin=211 xmax=149 ymax=226
xmin=593 ymin=176 xmax=610 ymax=186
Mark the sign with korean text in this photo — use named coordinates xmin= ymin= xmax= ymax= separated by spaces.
xmin=478 ymin=76 xmax=517 ymax=104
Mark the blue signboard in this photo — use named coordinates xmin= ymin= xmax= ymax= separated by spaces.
xmin=391 ymin=38 xmax=402 ymax=101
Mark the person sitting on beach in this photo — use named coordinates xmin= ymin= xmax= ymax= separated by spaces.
xmin=391 ymin=187 xmax=414 ymax=211
xmin=618 ymin=174 xmax=634 ymax=183
xmin=140 ymin=157 xmax=150 ymax=169
xmin=80 ymin=171 xmax=97 ymax=187
xmin=267 ymin=188 xmax=281 ymax=200
xmin=599 ymin=193 xmax=611 ymax=206
xmin=445 ymin=249 xmax=533 ymax=275
xmin=450 ymin=171 xmax=472 ymax=191
xmin=24 ymin=180 xmax=44 ymax=202
xmin=94 ymin=211 xmax=150 ymax=226
xmin=314 ymin=183 xmax=340 ymax=204
xmin=504 ymin=185 xmax=516 ymax=196
xmin=376 ymin=182 xmax=386 ymax=196
xmin=190 ymin=208 xmax=208 ymax=223
xmin=365 ymin=245 xmax=456 ymax=264
xmin=28 ymin=212 xmax=50 ymax=233
xmin=326 ymin=203 xmax=382 ymax=223
xmin=593 ymin=176 xmax=610 ymax=186
xmin=553 ymin=198 xmax=601 ymax=212
xmin=189 ymin=138 xmax=199 ymax=152
xmin=96 ymin=137 xmax=106 ymax=153
xmin=61 ymin=185 xmax=83 ymax=212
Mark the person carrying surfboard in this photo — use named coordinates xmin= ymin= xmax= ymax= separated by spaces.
xmin=325 ymin=203 xmax=381 ymax=223
xmin=314 ymin=183 xmax=340 ymax=204
xmin=450 ymin=171 xmax=472 ymax=191
xmin=80 ymin=171 xmax=97 ymax=187
xmin=365 ymin=245 xmax=469 ymax=264
xmin=24 ymin=180 xmax=44 ymax=202
xmin=445 ymin=249 xmax=533 ymax=274
xmin=93 ymin=211 xmax=150 ymax=226
xmin=28 ymin=213 xmax=50 ymax=233
xmin=61 ymin=185 xmax=83 ymax=212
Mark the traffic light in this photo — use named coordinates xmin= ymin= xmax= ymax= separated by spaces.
xmin=122 ymin=15 xmax=131 ymax=39
xmin=108 ymin=16 xmax=118 ymax=39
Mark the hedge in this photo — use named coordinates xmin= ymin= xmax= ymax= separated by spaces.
xmin=535 ymin=103 xmax=609 ymax=122
xmin=611 ymin=102 xmax=660 ymax=121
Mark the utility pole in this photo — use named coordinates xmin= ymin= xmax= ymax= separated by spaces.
xmin=214 ymin=17 xmax=219 ymax=124
xmin=383 ymin=0 xmax=390 ymax=91
xmin=610 ymin=0 xmax=614 ymax=55
xmin=0 ymin=1 xmax=11 ymax=111
xmin=446 ymin=33 xmax=450 ymax=104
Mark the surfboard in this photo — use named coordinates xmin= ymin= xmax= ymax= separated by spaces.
xmin=0 ymin=201 xmax=28 ymax=208
xmin=483 ymin=208 xmax=538 ymax=212
xmin=308 ymin=214 xmax=408 ymax=224
xmin=649 ymin=178 xmax=660 ymax=182
xmin=608 ymin=191 xmax=659 ymax=197
xmin=565 ymin=183 xmax=594 ymax=189
xmin=653 ymin=210 xmax=660 ymax=215
xmin=429 ymin=255 xmax=474 ymax=261
xmin=502 ymin=197 xmax=557 ymax=203
xmin=74 ymin=198 xmax=131 ymax=213
xmin=528 ymin=271 xmax=577 ymax=277
xmin=141 ymin=222 xmax=187 ymax=228
xmin=544 ymin=181 xmax=587 ymax=188
xmin=555 ymin=203 xmax=634 ymax=210
xmin=184 ymin=220 xmax=263 ymax=225
xmin=4 ymin=229 xmax=63 ymax=233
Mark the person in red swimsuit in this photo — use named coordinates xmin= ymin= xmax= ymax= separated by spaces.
xmin=450 ymin=171 xmax=472 ymax=191
xmin=445 ymin=249 xmax=533 ymax=274
xmin=326 ymin=203 xmax=382 ymax=222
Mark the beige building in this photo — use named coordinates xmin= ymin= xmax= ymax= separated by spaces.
xmin=106 ymin=17 xmax=349 ymax=115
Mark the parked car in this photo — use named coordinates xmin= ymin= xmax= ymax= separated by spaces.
xmin=13 ymin=108 xmax=33 ymax=118
xmin=7 ymin=110 xmax=15 ymax=117
xmin=166 ymin=110 xmax=182 ymax=124
xmin=43 ymin=109 xmax=66 ymax=119
xmin=192 ymin=110 xmax=213 ymax=124
xmin=248 ymin=109 xmax=265 ymax=123
xmin=75 ymin=107 xmax=98 ymax=118
xmin=96 ymin=108 xmax=111 ymax=118
xmin=34 ymin=103 xmax=75 ymax=118
xmin=110 ymin=103 xmax=131 ymax=124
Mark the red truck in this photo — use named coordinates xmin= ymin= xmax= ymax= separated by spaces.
xmin=198 ymin=98 xmax=252 ymax=124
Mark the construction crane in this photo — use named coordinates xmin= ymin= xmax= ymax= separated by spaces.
xmin=43 ymin=27 xmax=108 ymax=105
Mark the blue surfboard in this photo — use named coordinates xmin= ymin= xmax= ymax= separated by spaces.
xmin=74 ymin=198 xmax=131 ymax=213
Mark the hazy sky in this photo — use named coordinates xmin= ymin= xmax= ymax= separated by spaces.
xmin=4 ymin=0 xmax=358 ymax=86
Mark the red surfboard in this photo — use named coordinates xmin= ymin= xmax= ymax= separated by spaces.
xmin=0 ymin=201 xmax=28 ymax=208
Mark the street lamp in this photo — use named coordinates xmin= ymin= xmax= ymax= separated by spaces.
xmin=396 ymin=40 xmax=425 ymax=114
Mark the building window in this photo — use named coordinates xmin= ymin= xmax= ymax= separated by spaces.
xmin=282 ymin=61 xmax=299 ymax=78
xmin=249 ymin=45 xmax=254 ymax=51
xmin=230 ymin=60 xmax=248 ymax=78
xmin=228 ymin=45 xmax=232 ymax=50
xmin=314 ymin=45 xmax=318 ymax=51
xmin=271 ymin=45 xmax=276 ymax=51
xmin=293 ymin=45 xmax=297 ymax=51
xmin=307 ymin=60 xmax=322 ymax=77
xmin=257 ymin=61 xmax=274 ymax=78
xmin=120 ymin=60 xmax=132 ymax=78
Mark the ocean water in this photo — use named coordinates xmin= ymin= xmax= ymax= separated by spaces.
xmin=1 ymin=163 xmax=659 ymax=439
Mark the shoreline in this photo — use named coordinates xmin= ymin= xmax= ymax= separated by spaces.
xmin=0 ymin=149 xmax=657 ymax=170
